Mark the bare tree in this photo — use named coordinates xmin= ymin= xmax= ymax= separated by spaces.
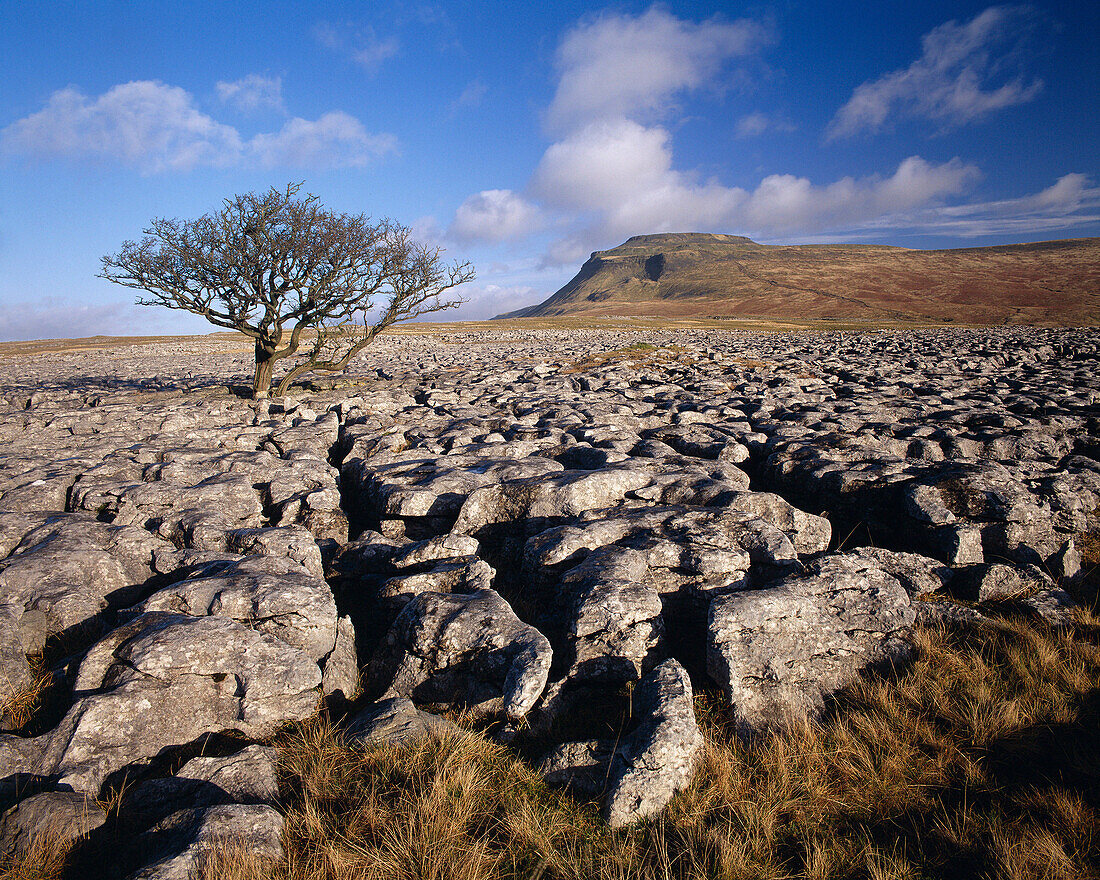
xmin=100 ymin=183 xmax=474 ymax=398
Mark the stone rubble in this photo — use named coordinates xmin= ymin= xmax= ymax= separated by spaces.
xmin=0 ymin=324 xmax=1096 ymax=869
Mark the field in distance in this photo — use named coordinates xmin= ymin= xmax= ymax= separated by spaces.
xmin=497 ymin=233 xmax=1100 ymax=326
xmin=0 ymin=316 xmax=942 ymax=358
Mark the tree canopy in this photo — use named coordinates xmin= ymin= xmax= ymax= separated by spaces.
xmin=100 ymin=183 xmax=474 ymax=397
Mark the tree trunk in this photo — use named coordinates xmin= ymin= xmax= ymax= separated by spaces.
xmin=253 ymin=343 xmax=276 ymax=399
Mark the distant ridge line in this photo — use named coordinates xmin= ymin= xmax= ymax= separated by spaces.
xmin=495 ymin=234 xmax=1100 ymax=326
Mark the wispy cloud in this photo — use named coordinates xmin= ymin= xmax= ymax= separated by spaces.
xmin=0 ymin=81 xmax=242 ymax=172
xmin=454 ymin=79 xmax=488 ymax=110
xmin=314 ymin=19 xmax=401 ymax=72
xmin=735 ymin=111 xmax=796 ymax=138
xmin=448 ymin=283 xmax=542 ymax=320
xmin=216 ymin=74 xmax=285 ymax=113
xmin=249 ymin=112 xmax=397 ymax=168
xmin=0 ymin=300 xmax=126 ymax=342
xmin=827 ymin=6 xmax=1043 ymax=139
xmin=858 ymin=173 xmax=1100 ymax=238
xmin=546 ymin=6 xmax=771 ymax=133
xmin=353 ymin=29 xmax=401 ymax=71
xmin=531 ymin=129 xmax=981 ymax=261
xmin=0 ymin=81 xmax=397 ymax=172
xmin=449 ymin=189 xmax=543 ymax=244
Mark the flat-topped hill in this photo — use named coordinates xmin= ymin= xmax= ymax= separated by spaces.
xmin=497 ymin=233 xmax=1100 ymax=325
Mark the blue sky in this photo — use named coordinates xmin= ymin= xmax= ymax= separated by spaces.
xmin=1 ymin=1 xmax=1097 ymax=340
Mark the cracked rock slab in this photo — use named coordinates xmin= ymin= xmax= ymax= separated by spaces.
xmin=708 ymin=550 xmax=916 ymax=733
xmin=1 ymin=612 xmax=320 ymax=795
xmin=538 ymin=659 xmax=702 ymax=827
xmin=367 ymin=588 xmax=551 ymax=723
xmin=127 ymin=803 xmax=283 ymax=880
xmin=138 ymin=554 xmax=339 ymax=664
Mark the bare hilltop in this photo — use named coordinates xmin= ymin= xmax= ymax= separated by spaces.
xmin=497 ymin=233 xmax=1100 ymax=325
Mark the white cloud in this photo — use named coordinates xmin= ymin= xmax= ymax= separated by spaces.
xmin=247 ymin=111 xmax=398 ymax=169
xmin=454 ymin=79 xmax=488 ymax=109
xmin=546 ymin=6 xmax=770 ymax=132
xmin=216 ymin=74 xmax=285 ymax=112
xmin=0 ymin=81 xmax=242 ymax=172
xmin=350 ymin=27 xmax=400 ymax=71
xmin=448 ymin=7 xmax=772 ymax=250
xmin=1 ymin=82 xmax=397 ymax=172
xmin=535 ymin=153 xmax=981 ymax=262
xmin=448 ymin=284 xmax=543 ymax=320
xmin=313 ymin=20 xmax=400 ymax=72
xmin=539 ymin=236 xmax=595 ymax=269
xmin=312 ymin=21 xmax=341 ymax=49
xmin=828 ymin=6 xmax=1043 ymax=139
xmin=741 ymin=156 xmax=980 ymax=231
xmin=410 ymin=215 xmax=444 ymax=247
xmin=735 ymin=111 xmax=795 ymax=138
xmin=1028 ymin=172 xmax=1089 ymax=210
xmin=875 ymin=173 xmax=1100 ymax=238
xmin=449 ymin=189 xmax=542 ymax=244
xmin=532 ymin=119 xmax=676 ymax=212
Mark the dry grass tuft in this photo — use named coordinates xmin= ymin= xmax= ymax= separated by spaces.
xmin=562 ymin=342 xmax=690 ymax=374
xmin=194 ymin=841 xmax=286 ymax=880
xmin=1075 ymin=526 xmax=1100 ymax=614
xmin=0 ymin=655 xmax=54 ymax=733
xmin=0 ymin=824 xmax=78 ymax=880
xmin=265 ymin=717 xmax=614 ymax=880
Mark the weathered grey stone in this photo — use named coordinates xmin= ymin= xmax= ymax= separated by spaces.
xmin=708 ymin=551 xmax=916 ymax=733
xmin=1021 ymin=587 xmax=1077 ymax=624
xmin=352 ymin=454 xmax=564 ymax=519
xmin=452 ymin=467 xmax=654 ymax=533
xmin=128 ymin=803 xmax=283 ymax=880
xmin=389 ymin=533 xmax=481 ymax=568
xmin=7 ymin=612 xmax=319 ymax=794
xmin=0 ymin=790 xmax=106 ymax=858
xmin=538 ymin=739 xmax=616 ymax=797
xmin=604 ymin=659 xmax=702 ymax=826
xmin=322 ymin=614 xmax=360 ymax=701
xmin=341 ymin=697 xmax=462 ymax=746
xmin=119 ymin=745 xmax=280 ymax=827
xmin=138 ymin=554 xmax=338 ymax=663
xmin=368 ymin=588 xmax=551 ymax=722
xmin=975 ymin=563 xmax=1052 ymax=602
xmin=224 ymin=526 xmax=325 ymax=578
xmin=537 ymin=660 xmax=702 ymax=826
xmin=378 ymin=556 xmax=496 ymax=609
xmin=0 ymin=514 xmax=171 ymax=697
xmin=850 ymin=547 xmax=953 ymax=597
xmin=915 ymin=598 xmax=988 ymax=627
xmin=558 ymin=546 xmax=664 ymax=682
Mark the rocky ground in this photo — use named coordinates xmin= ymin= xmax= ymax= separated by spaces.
xmin=0 ymin=325 xmax=1097 ymax=877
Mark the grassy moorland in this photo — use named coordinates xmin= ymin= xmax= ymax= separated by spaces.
xmin=500 ymin=234 xmax=1100 ymax=327
xmin=0 ymin=316 xmax=943 ymax=362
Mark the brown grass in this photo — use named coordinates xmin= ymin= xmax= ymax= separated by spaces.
xmin=0 ymin=655 xmax=53 ymax=733
xmin=562 ymin=342 xmax=691 ymax=374
xmin=7 ymin=614 xmax=1100 ymax=880
xmin=1075 ymin=527 xmax=1100 ymax=614
xmin=0 ymin=822 xmax=80 ymax=880
xmin=199 ymin=615 xmax=1100 ymax=880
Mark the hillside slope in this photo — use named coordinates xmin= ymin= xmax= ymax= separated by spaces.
xmin=497 ymin=233 xmax=1100 ymax=325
